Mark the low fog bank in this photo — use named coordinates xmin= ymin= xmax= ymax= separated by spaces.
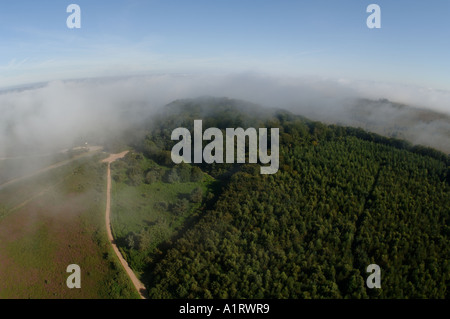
xmin=286 ymin=96 xmax=450 ymax=154
xmin=342 ymin=99 xmax=450 ymax=154
xmin=1 ymin=73 xmax=449 ymax=160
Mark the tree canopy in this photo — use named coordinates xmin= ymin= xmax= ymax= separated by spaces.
xmin=114 ymin=98 xmax=450 ymax=299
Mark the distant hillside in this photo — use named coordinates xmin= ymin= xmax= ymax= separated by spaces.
xmin=311 ymin=98 xmax=450 ymax=154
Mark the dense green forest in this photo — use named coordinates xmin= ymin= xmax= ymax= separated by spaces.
xmin=112 ymin=97 xmax=449 ymax=298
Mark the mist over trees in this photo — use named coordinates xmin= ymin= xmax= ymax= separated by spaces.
xmin=110 ymin=98 xmax=449 ymax=299
xmin=1 ymin=74 xmax=449 ymax=159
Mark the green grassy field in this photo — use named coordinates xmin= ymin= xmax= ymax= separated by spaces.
xmin=112 ymin=181 xmax=210 ymax=236
xmin=110 ymin=155 xmax=214 ymax=283
xmin=0 ymin=154 xmax=139 ymax=299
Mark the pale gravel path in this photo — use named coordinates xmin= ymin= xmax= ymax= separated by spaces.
xmin=103 ymin=151 xmax=149 ymax=299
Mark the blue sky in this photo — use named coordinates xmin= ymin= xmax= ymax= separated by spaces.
xmin=0 ymin=0 xmax=449 ymax=90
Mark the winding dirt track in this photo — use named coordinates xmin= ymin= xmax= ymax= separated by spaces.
xmin=103 ymin=151 xmax=149 ymax=299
